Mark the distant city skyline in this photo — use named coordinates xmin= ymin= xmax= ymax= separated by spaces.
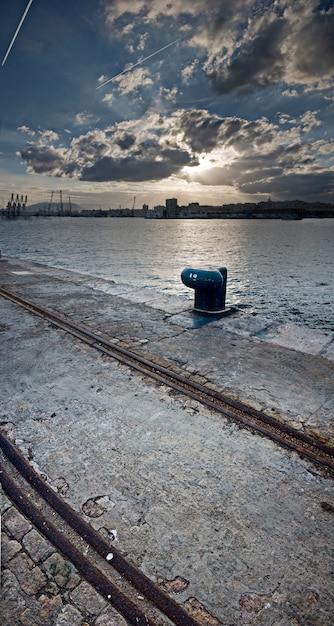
xmin=1 ymin=0 xmax=333 ymax=209
xmin=3 ymin=194 xmax=333 ymax=222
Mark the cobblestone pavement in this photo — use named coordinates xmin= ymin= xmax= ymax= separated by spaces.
xmin=1 ymin=488 xmax=128 ymax=625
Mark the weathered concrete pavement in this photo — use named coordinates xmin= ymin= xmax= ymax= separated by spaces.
xmin=1 ymin=257 xmax=333 ymax=625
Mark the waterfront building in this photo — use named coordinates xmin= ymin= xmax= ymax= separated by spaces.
xmin=166 ymin=198 xmax=178 ymax=218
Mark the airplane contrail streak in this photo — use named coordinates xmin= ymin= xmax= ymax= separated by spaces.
xmin=2 ymin=0 xmax=34 ymax=66
xmin=96 ymin=34 xmax=187 ymax=90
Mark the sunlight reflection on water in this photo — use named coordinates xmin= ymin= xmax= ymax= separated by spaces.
xmin=1 ymin=217 xmax=333 ymax=330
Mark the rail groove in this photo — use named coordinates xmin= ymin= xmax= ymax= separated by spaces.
xmin=0 ymin=432 xmax=202 ymax=626
xmin=0 ymin=284 xmax=333 ymax=470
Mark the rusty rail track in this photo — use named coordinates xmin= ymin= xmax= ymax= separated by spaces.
xmin=0 ymin=284 xmax=333 ymax=472
xmin=0 ymin=431 xmax=202 ymax=626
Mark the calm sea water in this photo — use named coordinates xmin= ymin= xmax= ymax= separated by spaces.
xmin=1 ymin=217 xmax=333 ymax=331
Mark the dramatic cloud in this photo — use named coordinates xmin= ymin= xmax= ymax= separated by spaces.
xmin=115 ymin=132 xmax=136 ymax=150
xmin=239 ymin=170 xmax=334 ymax=198
xmin=19 ymin=118 xmax=194 ymax=183
xmin=104 ymin=0 xmax=208 ymax=31
xmin=19 ymin=144 xmax=68 ymax=176
xmin=207 ymin=3 xmax=334 ymax=94
xmin=176 ymin=109 xmax=278 ymax=154
xmin=103 ymin=0 xmax=334 ymax=94
xmin=19 ymin=106 xmax=332 ymax=199
xmin=81 ymin=146 xmax=192 ymax=182
xmin=7 ymin=1 xmax=333 ymax=203
xmin=208 ymin=15 xmax=287 ymax=94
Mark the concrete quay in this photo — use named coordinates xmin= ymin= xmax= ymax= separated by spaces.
xmin=1 ymin=256 xmax=334 ymax=625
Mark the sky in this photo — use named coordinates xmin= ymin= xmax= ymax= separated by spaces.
xmin=0 ymin=0 xmax=333 ymax=210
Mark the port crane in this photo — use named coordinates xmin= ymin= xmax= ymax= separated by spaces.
xmin=48 ymin=191 xmax=54 ymax=214
xmin=59 ymin=190 xmax=63 ymax=215
xmin=131 ymin=196 xmax=136 ymax=216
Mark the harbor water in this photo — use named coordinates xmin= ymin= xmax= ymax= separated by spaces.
xmin=1 ymin=217 xmax=333 ymax=331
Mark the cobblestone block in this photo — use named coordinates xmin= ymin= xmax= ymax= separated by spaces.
xmin=1 ymin=533 xmax=21 ymax=564
xmin=19 ymin=607 xmax=41 ymax=626
xmin=55 ymin=604 xmax=85 ymax=626
xmin=1 ymin=567 xmax=46 ymax=625
xmin=94 ymin=606 xmax=128 ymax=626
xmin=6 ymin=551 xmax=47 ymax=595
xmin=42 ymin=552 xmax=81 ymax=591
xmin=39 ymin=593 xmax=64 ymax=621
xmin=23 ymin=528 xmax=55 ymax=562
xmin=21 ymin=565 xmax=48 ymax=595
xmin=70 ymin=580 xmax=108 ymax=616
xmin=7 ymin=551 xmax=35 ymax=581
xmin=0 ymin=488 xmax=12 ymax=514
xmin=2 ymin=506 xmax=32 ymax=539
xmin=1 ymin=569 xmax=27 ymax=624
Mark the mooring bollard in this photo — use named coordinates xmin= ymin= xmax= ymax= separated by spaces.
xmin=181 ymin=267 xmax=227 ymax=315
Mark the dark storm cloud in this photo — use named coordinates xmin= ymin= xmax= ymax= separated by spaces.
xmin=71 ymin=131 xmax=110 ymax=161
xmin=115 ymin=132 xmax=136 ymax=150
xmin=220 ymin=118 xmax=277 ymax=151
xmin=208 ymin=16 xmax=286 ymax=94
xmin=80 ymin=146 xmax=192 ymax=182
xmin=207 ymin=2 xmax=334 ymax=94
xmin=19 ymin=118 xmax=195 ymax=183
xmin=103 ymin=0 xmax=334 ymax=95
xmin=177 ymin=110 xmax=225 ymax=153
xmin=185 ymin=140 xmax=315 ymax=188
xmin=103 ymin=0 xmax=255 ymax=31
xmin=293 ymin=8 xmax=334 ymax=80
xmin=20 ymin=144 xmax=66 ymax=175
xmin=18 ymin=103 xmax=332 ymax=200
xmin=2 ymin=0 xmax=333 ymax=207
xmin=239 ymin=170 xmax=334 ymax=197
xmin=177 ymin=109 xmax=277 ymax=154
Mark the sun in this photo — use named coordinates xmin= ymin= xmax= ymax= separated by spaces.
xmin=182 ymin=155 xmax=217 ymax=182
xmin=182 ymin=147 xmax=236 ymax=185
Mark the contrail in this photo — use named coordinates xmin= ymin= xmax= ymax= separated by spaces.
xmin=2 ymin=0 xmax=34 ymax=66
xmin=97 ymin=34 xmax=187 ymax=90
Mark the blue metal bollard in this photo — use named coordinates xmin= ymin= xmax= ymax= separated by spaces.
xmin=181 ymin=267 xmax=227 ymax=314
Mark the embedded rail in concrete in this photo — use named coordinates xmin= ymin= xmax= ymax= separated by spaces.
xmin=0 ymin=284 xmax=333 ymax=470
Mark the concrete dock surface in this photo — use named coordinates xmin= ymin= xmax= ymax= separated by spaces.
xmin=1 ymin=257 xmax=333 ymax=625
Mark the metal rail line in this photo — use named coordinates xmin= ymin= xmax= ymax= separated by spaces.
xmin=0 ymin=432 xmax=200 ymax=626
xmin=1 ymin=466 xmax=157 ymax=626
xmin=0 ymin=284 xmax=333 ymax=470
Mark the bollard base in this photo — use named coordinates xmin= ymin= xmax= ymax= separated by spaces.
xmin=167 ymin=307 xmax=238 ymax=329
xmin=193 ymin=306 xmax=236 ymax=317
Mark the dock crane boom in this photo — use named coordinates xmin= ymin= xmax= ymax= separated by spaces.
xmin=48 ymin=191 xmax=54 ymax=214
